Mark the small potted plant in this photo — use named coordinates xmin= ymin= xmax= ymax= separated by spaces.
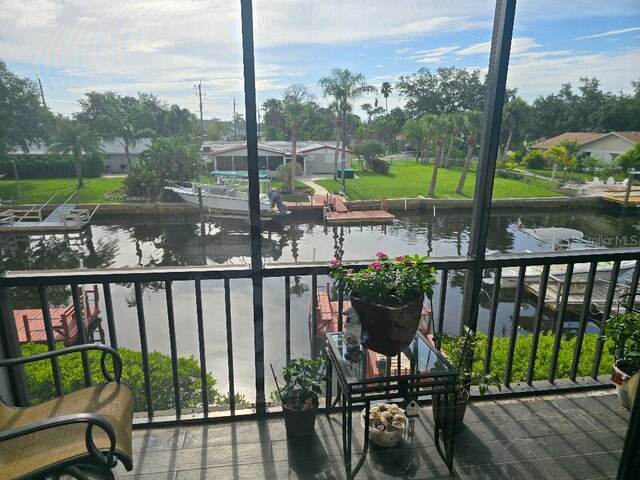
xmin=329 ymin=252 xmax=436 ymax=356
xmin=433 ymin=328 xmax=501 ymax=431
xmin=271 ymin=355 xmax=327 ymax=437
xmin=604 ymin=312 xmax=640 ymax=409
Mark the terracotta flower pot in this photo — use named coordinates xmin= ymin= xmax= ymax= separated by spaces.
xmin=350 ymin=295 xmax=424 ymax=356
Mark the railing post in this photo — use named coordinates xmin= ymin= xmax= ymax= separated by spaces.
xmin=241 ymin=0 xmax=266 ymax=416
xmin=460 ymin=0 xmax=516 ymax=334
xmin=0 ymin=258 xmax=29 ymax=406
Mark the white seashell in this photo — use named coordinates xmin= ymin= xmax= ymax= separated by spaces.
xmin=388 ymin=405 xmax=400 ymax=414
xmin=378 ymin=404 xmax=388 ymax=412
xmin=392 ymin=420 xmax=405 ymax=430
xmin=393 ymin=414 xmax=405 ymax=423
xmin=376 ymin=424 xmax=386 ymax=431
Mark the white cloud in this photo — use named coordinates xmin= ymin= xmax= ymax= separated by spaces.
xmin=574 ymin=26 xmax=640 ymax=41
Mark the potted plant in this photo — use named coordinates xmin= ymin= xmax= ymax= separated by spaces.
xmin=604 ymin=312 xmax=640 ymax=409
xmin=329 ymin=252 xmax=436 ymax=356
xmin=271 ymin=355 xmax=327 ymax=437
xmin=433 ymin=328 xmax=501 ymax=431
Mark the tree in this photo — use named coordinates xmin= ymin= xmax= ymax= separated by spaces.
xmin=48 ymin=120 xmax=104 ymax=188
xmin=617 ymin=143 xmax=640 ymax=174
xmin=351 ymin=141 xmax=385 ymax=171
xmin=319 ymin=68 xmax=377 ymax=192
xmin=543 ymin=145 xmax=572 ymax=180
xmin=76 ymin=91 xmax=156 ymax=171
xmin=381 ymin=82 xmax=392 ymax=114
xmin=0 ymin=60 xmax=51 ymax=156
xmin=125 ymin=136 xmax=201 ymax=198
xmin=261 ymin=98 xmax=286 ymax=140
xmin=164 ymin=104 xmax=197 ymax=138
xmin=427 ymin=116 xmax=448 ymax=197
xmin=456 ymin=111 xmax=482 ymax=193
xmin=207 ymin=117 xmax=229 ymax=141
xmin=283 ymin=84 xmax=317 ymax=192
xmin=396 ymin=67 xmax=485 ymax=118
xmin=500 ymin=97 xmax=531 ymax=160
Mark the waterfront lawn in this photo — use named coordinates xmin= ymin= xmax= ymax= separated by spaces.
xmin=0 ymin=177 xmax=126 ymax=204
xmin=525 ymin=167 xmax=626 ymax=183
xmin=315 ymin=162 xmax=561 ymax=200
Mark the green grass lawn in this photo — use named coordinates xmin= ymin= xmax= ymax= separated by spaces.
xmin=525 ymin=168 xmax=626 ymax=183
xmin=315 ymin=162 xmax=562 ymax=200
xmin=0 ymin=177 xmax=126 ymax=204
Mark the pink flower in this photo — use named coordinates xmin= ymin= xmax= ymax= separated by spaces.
xmin=375 ymin=251 xmax=387 ymax=259
xmin=396 ymin=256 xmax=404 ymax=262
xmin=371 ymin=262 xmax=382 ymax=270
xmin=347 ymin=269 xmax=354 ymax=275
xmin=330 ymin=258 xmax=342 ymax=266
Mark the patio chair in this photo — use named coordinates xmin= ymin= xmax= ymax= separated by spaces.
xmin=0 ymin=344 xmax=134 ymax=480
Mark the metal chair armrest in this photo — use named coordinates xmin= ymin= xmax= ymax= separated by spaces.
xmin=0 ymin=344 xmax=123 ymax=382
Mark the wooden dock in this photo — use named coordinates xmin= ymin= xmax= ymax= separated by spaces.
xmin=0 ymin=205 xmax=91 ymax=233
xmin=323 ymin=195 xmax=395 ymax=225
xmin=600 ymin=187 xmax=640 ymax=207
xmin=14 ymin=285 xmax=103 ymax=345
xmin=523 ymin=275 xmax=629 ymax=314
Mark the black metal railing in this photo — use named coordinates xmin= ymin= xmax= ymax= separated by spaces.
xmin=0 ymin=247 xmax=638 ymax=426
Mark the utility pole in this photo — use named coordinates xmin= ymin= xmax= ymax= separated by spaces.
xmin=36 ymin=74 xmax=46 ymax=108
xmin=233 ymin=97 xmax=237 ymax=140
xmin=197 ymin=82 xmax=204 ymax=146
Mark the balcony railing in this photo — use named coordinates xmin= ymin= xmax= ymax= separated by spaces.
xmin=1 ymin=247 xmax=638 ymax=427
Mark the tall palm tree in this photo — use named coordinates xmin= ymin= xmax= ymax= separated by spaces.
xmin=319 ymin=68 xmax=376 ymax=192
xmin=500 ymin=97 xmax=529 ymax=161
xmin=381 ymin=82 xmax=392 ymax=114
xmin=48 ymin=120 xmax=103 ymax=188
xmin=428 ymin=116 xmax=448 ymax=198
xmin=456 ymin=111 xmax=482 ymax=194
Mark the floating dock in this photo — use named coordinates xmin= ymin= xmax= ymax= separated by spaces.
xmin=523 ymin=276 xmax=629 ymax=314
xmin=0 ymin=204 xmax=91 ymax=233
xmin=14 ymin=285 xmax=103 ymax=345
xmin=600 ymin=187 xmax=640 ymax=207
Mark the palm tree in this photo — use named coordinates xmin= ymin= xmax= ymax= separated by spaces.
xmin=500 ymin=97 xmax=529 ymax=161
xmin=428 ymin=116 xmax=448 ymax=198
xmin=381 ymin=82 xmax=392 ymax=114
xmin=456 ymin=111 xmax=482 ymax=194
xmin=48 ymin=120 xmax=103 ymax=188
xmin=319 ymin=68 xmax=376 ymax=193
xmin=164 ymin=105 xmax=196 ymax=138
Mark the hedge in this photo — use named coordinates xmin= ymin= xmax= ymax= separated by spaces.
xmin=0 ymin=154 xmax=104 ymax=179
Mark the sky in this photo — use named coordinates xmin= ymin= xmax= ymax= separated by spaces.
xmin=1 ymin=0 xmax=639 ymax=123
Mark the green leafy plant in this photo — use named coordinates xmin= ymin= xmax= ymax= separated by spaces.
xmin=604 ymin=312 xmax=640 ymax=373
xmin=271 ymin=355 xmax=327 ymax=411
xmin=437 ymin=327 xmax=502 ymax=396
xmin=329 ymin=252 xmax=436 ymax=307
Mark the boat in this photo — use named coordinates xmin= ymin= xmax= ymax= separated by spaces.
xmin=483 ymin=222 xmax=637 ymax=288
xmin=165 ymin=171 xmax=276 ymax=217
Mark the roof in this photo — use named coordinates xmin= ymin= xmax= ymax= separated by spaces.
xmin=201 ymin=141 xmax=349 ymax=156
xmin=531 ymin=131 xmax=640 ymax=150
xmin=11 ymin=138 xmax=153 ymax=156
xmin=530 ymin=133 xmax=606 ymax=150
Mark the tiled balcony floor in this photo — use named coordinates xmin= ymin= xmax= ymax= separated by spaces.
xmin=115 ymin=390 xmax=630 ymax=479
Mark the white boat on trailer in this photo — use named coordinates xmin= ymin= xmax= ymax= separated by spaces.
xmin=483 ymin=222 xmax=636 ymax=288
xmin=165 ymin=171 xmax=283 ymax=217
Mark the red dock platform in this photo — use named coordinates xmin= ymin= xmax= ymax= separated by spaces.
xmin=14 ymin=285 xmax=102 ymax=345
xmin=323 ymin=195 xmax=395 ymax=225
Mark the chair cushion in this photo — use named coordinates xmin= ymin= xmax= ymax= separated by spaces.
xmin=0 ymin=382 xmax=134 ymax=480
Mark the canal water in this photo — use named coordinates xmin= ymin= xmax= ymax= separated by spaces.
xmin=4 ymin=207 xmax=639 ymax=402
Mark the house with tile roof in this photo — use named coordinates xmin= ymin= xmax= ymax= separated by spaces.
xmin=531 ymin=132 xmax=640 ymax=164
xmin=201 ymin=141 xmax=351 ymax=176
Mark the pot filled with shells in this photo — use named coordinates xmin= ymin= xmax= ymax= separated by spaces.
xmin=360 ymin=403 xmax=407 ymax=447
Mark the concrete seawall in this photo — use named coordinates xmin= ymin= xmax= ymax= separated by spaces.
xmin=0 ymin=195 xmax=609 ymax=220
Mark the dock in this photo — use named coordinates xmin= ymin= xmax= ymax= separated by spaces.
xmin=523 ymin=275 xmax=629 ymax=314
xmin=323 ymin=195 xmax=395 ymax=225
xmin=14 ymin=285 xmax=103 ymax=345
xmin=0 ymin=204 xmax=91 ymax=233
xmin=600 ymin=186 xmax=640 ymax=207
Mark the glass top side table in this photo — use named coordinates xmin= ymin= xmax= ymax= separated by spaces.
xmin=325 ymin=331 xmax=458 ymax=479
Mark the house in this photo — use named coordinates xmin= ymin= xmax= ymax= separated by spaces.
xmin=12 ymin=138 xmax=153 ymax=173
xmin=531 ymin=131 xmax=640 ymax=164
xmin=201 ymin=141 xmax=351 ymax=176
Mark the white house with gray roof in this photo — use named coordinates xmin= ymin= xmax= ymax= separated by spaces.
xmin=531 ymin=131 xmax=640 ymax=164
xmin=201 ymin=141 xmax=351 ymax=176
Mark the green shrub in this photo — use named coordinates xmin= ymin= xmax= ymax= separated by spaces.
xmin=371 ymin=157 xmax=390 ymax=174
xmin=523 ymin=150 xmax=548 ymax=170
xmin=21 ymin=343 xmax=226 ymax=412
xmin=0 ymin=154 xmax=104 ymax=179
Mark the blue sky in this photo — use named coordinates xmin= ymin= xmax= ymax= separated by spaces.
xmin=1 ymin=0 xmax=638 ymax=123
